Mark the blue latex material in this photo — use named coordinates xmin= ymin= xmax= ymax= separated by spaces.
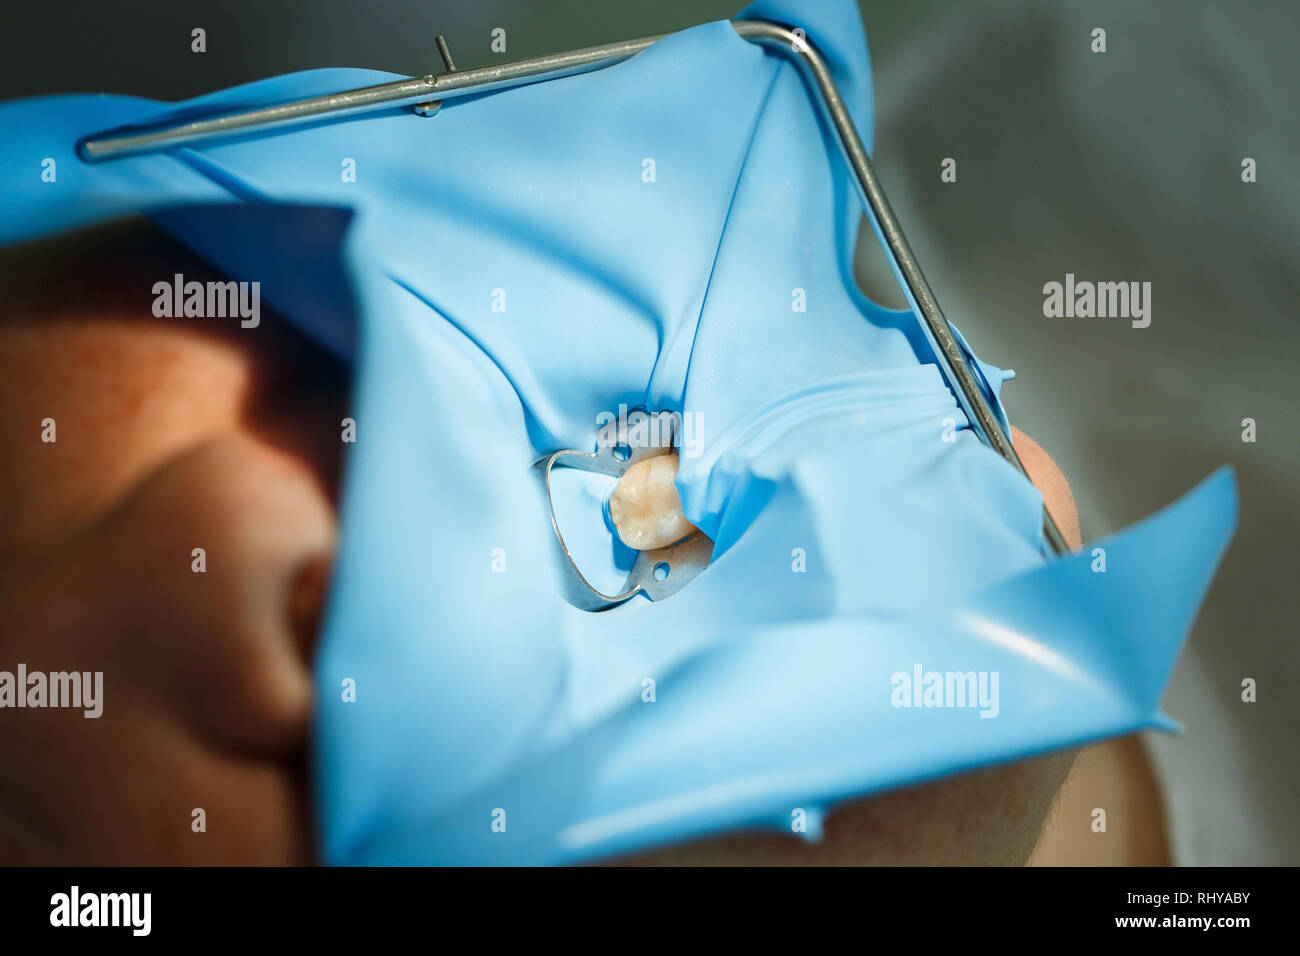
xmin=0 ymin=0 xmax=1236 ymax=864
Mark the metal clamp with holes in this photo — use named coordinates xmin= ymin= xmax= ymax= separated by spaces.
xmin=535 ymin=413 xmax=714 ymax=611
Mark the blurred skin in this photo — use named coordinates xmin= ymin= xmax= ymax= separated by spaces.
xmin=0 ymin=222 xmax=342 ymax=863
xmin=0 ymin=220 xmax=1156 ymax=865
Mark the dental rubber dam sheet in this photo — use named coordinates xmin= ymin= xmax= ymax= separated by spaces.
xmin=0 ymin=0 xmax=1237 ymax=865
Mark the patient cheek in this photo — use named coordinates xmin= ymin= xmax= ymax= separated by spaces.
xmin=1 ymin=317 xmax=345 ymax=742
xmin=126 ymin=436 xmax=336 ymax=735
xmin=0 ymin=319 xmax=253 ymax=557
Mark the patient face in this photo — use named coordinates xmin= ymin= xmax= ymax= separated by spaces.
xmin=0 ymin=221 xmax=1075 ymax=865
xmin=0 ymin=222 xmax=342 ymax=863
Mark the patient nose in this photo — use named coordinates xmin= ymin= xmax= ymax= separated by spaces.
xmin=90 ymin=432 xmax=339 ymax=754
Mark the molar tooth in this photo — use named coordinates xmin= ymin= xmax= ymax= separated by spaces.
xmin=608 ymin=452 xmax=698 ymax=551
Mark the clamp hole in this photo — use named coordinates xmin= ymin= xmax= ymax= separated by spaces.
xmin=652 ymin=561 xmax=670 ymax=582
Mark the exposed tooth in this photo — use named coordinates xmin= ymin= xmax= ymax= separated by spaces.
xmin=608 ymin=452 xmax=697 ymax=550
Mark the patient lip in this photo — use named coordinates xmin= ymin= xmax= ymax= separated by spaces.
xmin=608 ymin=452 xmax=697 ymax=550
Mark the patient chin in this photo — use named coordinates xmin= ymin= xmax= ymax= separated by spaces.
xmin=614 ymin=750 xmax=1077 ymax=866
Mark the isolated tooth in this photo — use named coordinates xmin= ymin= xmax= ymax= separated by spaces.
xmin=608 ymin=453 xmax=697 ymax=550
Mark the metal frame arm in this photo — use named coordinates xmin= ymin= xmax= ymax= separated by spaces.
xmin=77 ymin=18 xmax=1069 ymax=555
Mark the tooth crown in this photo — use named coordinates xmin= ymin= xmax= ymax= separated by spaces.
xmin=608 ymin=453 xmax=697 ymax=550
